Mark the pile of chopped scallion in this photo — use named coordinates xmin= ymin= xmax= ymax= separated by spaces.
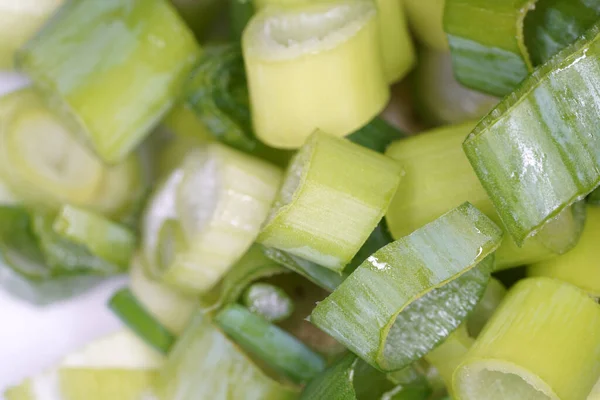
xmin=2 ymin=0 xmax=600 ymax=399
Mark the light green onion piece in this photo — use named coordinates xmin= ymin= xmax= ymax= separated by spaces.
xmin=17 ymin=0 xmax=201 ymax=163
xmin=311 ymin=203 xmax=502 ymax=372
xmin=53 ymin=205 xmax=136 ymax=269
xmin=109 ymin=288 xmax=176 ymax=354
xmin=129 ymin=255 xmax=197 ymax=335
xmin=463 ymin=23 xmax=600 ymax=246
xmin=444 ymin=0 xmax=536 ymax=96
xmin=157 ymin=311 xmax=298 ymax=400
xmin=454 ymin=277 xmax=600 ymax=400
xmin=242 ymin=283 xmax=294 ymax=323
xmin=200 ymin=244 xmax=288 ymax=313
xmin=300 ymin=353 xmax=432 ymax=400
xmin=243 ymin=1 xmax=389 ymax=148
xmin=384 ymin=122 xmax=584 ymax=269
xmin=258 ymin=131 xmax=402 ymax=272
xmin=214 ymin=303 xmax=326 ymax=384
xmin=142 ymin=143 xmax=282 ymax=295
xmin=0 ymin=0 xmax=64 ymax=69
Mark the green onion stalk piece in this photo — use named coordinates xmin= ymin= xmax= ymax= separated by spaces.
xmin=384 ymin=122 xmax=584 ymax=270
xmin=214 ymin=304 xmax=326 ymax=384
xmin=311 ymin=203 xmax=503 ymax=372
xmin=109 ymin=288 xmax=176 ymax=354
xmin=454 ymin=277 xmax=600 ymax=400
xmin=157 ymin=311 xmax=298 ymax=399
xmin=463 ymin=23 xmax=600 ymax=247
xmin=528 ymin=205 xmax=600 ymax=297
xmin=242 ymin=282 xmax=294 ymax=322
xmin=17 ymin=0 xmax=201 ymax=163
xmin=444 ymin=0 xmax=536 ymax=97
xmin=183 ymin=44 xmax=292 ymax=166
xmin=129 ymin=255 xmax=197 ymax=335
xmin=0 ymin=0 xmax=63 ymax=69
xmin=258 ymin=131 xmax=402 ymax=272
xmin=243 ymin=1 xmax=389 ymax=149
xmin=262 ymin=246 xmax=348 ymax=291
xmin=300 ymin=353 xmax=432 ymax=400
xmin=200 ymin=244 xmax=289 ymax=313
xmin=403 ymin=0 xmax=447 ymax=50
xmin=412 ymin=49 xmax=498 ymax=126
xmin=5 ymin=330 xmax=163 ymax=400
xmin=0 ymin=205 xmax=133 ymax=304
xmin=142 ymin=143 xmax=282 ymax=295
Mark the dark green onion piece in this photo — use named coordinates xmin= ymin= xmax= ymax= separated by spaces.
xmin=200 ymin=244 xmax=289 ymax=313
xmin=214 ymin=303 xmax=326 ymax=384
xmin=262 ymin=246 xmax=347 ymax=292
xmin=300 ymin=353 xmax=431 ymax=400
xmin=229 ymin=0 xmax=255 ymax=40
xmin=242 ymin=283 xmax=294 ymax=322
xmin=463 ymin=23 xmax=600 ymax=246
xmin=108 ymin=288 xmax=176 ymax=354
xmin=346 ymin=117 xmax=407 ymax=154
xmin=311 ymin=203 xmax=502 ymax=372
xmin=588 ymin=187 xmax=600 ymax=205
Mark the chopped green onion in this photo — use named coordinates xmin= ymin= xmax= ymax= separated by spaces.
xmin=142 ymin=143 xmax=282 ymax=294
xmin=300 ymin=353 xmax=432 ymax=400
xmin=412 ymin=49 xmax=498 ymax=126
xmin=444 ymin=0 xmax=536 ymax=97
xmin=528 ymin=205 xmax=600 ymax=296
xmin=109 ymin=288 xmax=176 ymax=354
xmin=17 ymin=0 xmax=201 ymax=163
xmin=229 ymin=0 xmax=255 ymax=40
xmin=0 ymin=0 xmax=63 ymax=69
xmin=262 ymin=246 xmax=347 ymax=291
xmin=242 ymin=283 xmax=294 ymax=322
xmin=384 ymin=122 xmax=580 ymax=270
xmin=311 ymin=203 xmax=502 ymax=372
xmin=157 ymin=311 xmax=298 ymax=399
xmin=346 ymin=117 xmax=408 ymax=154
xmin=201 ymin=244 xmax=288 ymax=313
xmin=259 ymin=131 xmax=402 ymax=272
xmin=243 ymin=1 xmax=389 ymax=148
xmin=463 ymin=23 xmax=600 ymax=247
xmin=466 ymin=278 xmax=507 ymax=338
xmin=403 ymin=0 xmax=447 ymax=50
xmin=129 ymin=255 xmax=196 ymax=335
xmin=454 ymin=277 xmax=600 ymax=400
xmin=53 ymin=205 xmax=136 ymax=269
xmin=214 ymin=304 xmax=326 ymax=384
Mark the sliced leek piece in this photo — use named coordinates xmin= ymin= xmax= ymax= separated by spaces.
xmin=258 ymin=131 xmax=402 ymax=272
xmin=243 ymin=1 xmax=389 ymax=148
xmin=311 ymin=203 xmax=502 ymax=372
xmin=0 ymin=0 xmax=64 ymax=69
xmin=4 ymin=330 xmax=163 ymax=400
xmin=143 ymin=143 xmax=282 ymax=294
xmin=454 ymin=277 xmax=600 ymax=400
xmin=157 ymin=311 xmax=298 ymax=399
xmin=17 ymin=0 xmax=201 ymax=163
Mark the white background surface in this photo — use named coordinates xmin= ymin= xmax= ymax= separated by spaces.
xmin=0 ymin=73 xmax=127 ymax=397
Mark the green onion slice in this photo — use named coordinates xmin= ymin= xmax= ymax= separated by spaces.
xmin=17 ymin=0 xmax=201 ymax=163
xmin=300 ymin=354 xmax=432 ymax=400
xmin=109 ymin=288 xmax=176 ymax=354
xmin=142 ymin=143 xmax=282 ymax=294
xmin=454 ymin=277 xmax=600 ymax=400
xmin=258 ymin=131 xmax=402 ymax=272
xmin=157 ymin=311 xmax=298 ymax=400
xmin=242 ymin=283 xmax=294 ymax=323
xmin=444 ymin=0 xmax=536 ymax=97
xmin=200 ymin=244 xmax=289 ymax=313
xmin=243 ymin=1 xmax=389 ymax=148
xmin=346 ymin=117 xmax=407 ymax=154
xmin=311 ymin=203 xmax=502 ymax=372
xmin=214 ymin=304 xmax=326 ymax=384
xmin=463 ymin=23 xmax=600 ymax=246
